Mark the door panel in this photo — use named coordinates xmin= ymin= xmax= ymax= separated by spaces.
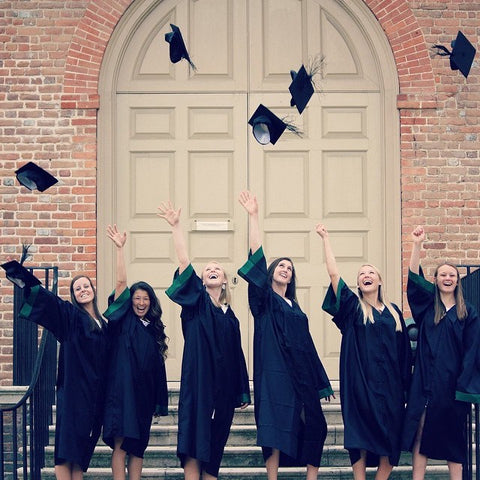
xmin=117 ymin=93 xmax=248 ymax=380
xmin=102 ymin=0 xmax=399 ymax=380
xmin=248 ymin=90 xmax=382 ymax=375
xmin=117 ymin=0 xmax=248 ymax=92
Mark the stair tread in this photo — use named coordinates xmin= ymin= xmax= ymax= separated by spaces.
xmin=41 ymin=465 xmax=451 ymax=473
xmin=39 ymin=382 xmax=453 ymax=479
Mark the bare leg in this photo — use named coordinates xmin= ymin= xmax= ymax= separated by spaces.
xmin=71 ymin=464 xmax=83 ymax=480
xmin=55 ymin=463 xmax=72 ymax=480
xmin=111 ymin=437 xmax=127 ymax=480
xmin=127 ymin=454 xmax=144 ymax=480
xmin=306 ymin=464 xmax=319 ymax=480
xmin=412 ymin=411 xmax=428 ymax=480
xmin=202 ymin=472 xmax=218 ymax=480
xmin=447 ymin=461 xmax=462 ymax=480
xmin=375 ymin=456 xmax=393 ymax=480
xmin=352 ymin=450 xmax=367 ymax=480
xmin=266 ymin=448 xmax=280 ymax=480
xmin=184 ymin=456 xmax=201 ymax=480
xmin=55 ymin=462 xmax=83 ymax=480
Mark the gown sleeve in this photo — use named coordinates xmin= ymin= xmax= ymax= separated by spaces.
xmin=19 ymin=284 xmax=79 ymax=341
xmin=165 ymin=263 xmax=202 ymax=308
xmin=234 ymin=321 xmax=251 ymax=406
xmin=103 ymin=287 xmax=131 ymax=324
xmin=395 ymin=304 xmax=413 ymax=394
xmin=321 ymin=277 xmax=358 ymax=333
xmin=407 ymin=268 xmax=435 ymax=325
xmin=154 ymin=352 xmax=169 ymax=416
xmin=237 ymin=246 xmax=269 ymax=317
xmin=455 ymin=303 xmax=480 ymax=403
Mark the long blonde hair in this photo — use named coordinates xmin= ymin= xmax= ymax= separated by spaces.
xmin=356 ymin=264 xmax=402 ymax=332
xmin=433 ymin=262 xmax=467 ymax=324
xmin=203 ymin=261 xmax=231 ymax=306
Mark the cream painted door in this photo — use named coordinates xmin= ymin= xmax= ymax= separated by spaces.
xmin=100 ymin=0 xmax=399 ymax=381
xmin=247 ymin=92 xmax=383 ymax=375
xmin=116 ymin=93 xmax=249 ymax=380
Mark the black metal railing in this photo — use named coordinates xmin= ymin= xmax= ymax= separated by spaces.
xmin=459 ymin=265 xmax=480 ymax=480
xmin=0 ymin=267 xmax=58 ymax=480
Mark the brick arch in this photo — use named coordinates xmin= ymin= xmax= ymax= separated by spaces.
xmin=364 ymin=0 xmax=436 ymax=92
xmin=61 ymin=0 xmax=436 ymax=107
xmin=60 ymin=0 xmax=134 ymax=109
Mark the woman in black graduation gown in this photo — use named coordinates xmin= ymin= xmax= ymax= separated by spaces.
xmin=102 ymin=225 xmax=168 ymax=480
xmin=317 ymin=224 xmax=411 ymax=480
xmin=158 ymin=201 xmax=250 ymax=480
xmin=16 ymin=272 xmax=108 ymax=480
xmin=238 ymin=191 xmax=333 ymax=480
xmin=402 ymin=226 xmax=480 ymax=480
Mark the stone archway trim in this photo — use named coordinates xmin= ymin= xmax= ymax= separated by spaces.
xmin=61 ymin=0 xmax=436 ymax=110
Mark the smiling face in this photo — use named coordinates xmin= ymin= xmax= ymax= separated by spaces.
xmin=435 ymin=264 xmax=458 ymax=294
xmin=132 ymin=288 xmax=151 ymax=319
xmin=357 ymin=264 xmax=381 ymax=294
xmin=272 ymin=258 xmax=293 ymax=286
xmin=72 ymin=276 xmax=95 ymax=306
xmin=202 ymin=262 xmax=226 ymax=289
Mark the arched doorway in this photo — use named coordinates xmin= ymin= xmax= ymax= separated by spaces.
xmin=98 ymin=0 xmax=400 ymax=380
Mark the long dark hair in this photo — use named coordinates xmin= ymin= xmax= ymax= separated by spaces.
xmin=267 ymin=257 xmax=297 ymax=302
xmin=130 ymin=281 xmax=168 ymax=359
xmin=69 ymin=275 xmax=103 ymax=329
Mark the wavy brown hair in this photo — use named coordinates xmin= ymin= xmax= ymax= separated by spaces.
xmin=69 ymin=275 xmax=103 ymax=330
xmin=130 ymin=281 xmax=168 ymax=359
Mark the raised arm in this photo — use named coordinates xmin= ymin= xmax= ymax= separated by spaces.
xmin=157 ymin=201 xmax=190 ymax=274
xmin=238 ymin=191 xmax=261 ymax=253
xmin=106 ymin=224 xmax=128 ymax=300
xmin=315 ymin=224 xmax=340 ymax=295
xmin=409 ymin=225 xmax=425 ymax=275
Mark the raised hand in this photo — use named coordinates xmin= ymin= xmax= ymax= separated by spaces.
xmin=238 ymin=190 xmax=258 ymax=215
xmin=107 ymin=224 xmax=127 ymax=248
xmin=412 ymin=225 xmax=425 ymax=244
xmin=315 ymin=223 xmax=329 ymax=239
xmin=157 ymin=201 xmax=181 ymax=227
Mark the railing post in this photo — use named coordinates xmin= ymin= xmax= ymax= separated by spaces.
xmin=13 ymin=284 xmax=38 ymax=386
xmin=1 ymin=266 xmax=58 ymax=480
xmin=459 ymin=265 xmax=480 ymax=480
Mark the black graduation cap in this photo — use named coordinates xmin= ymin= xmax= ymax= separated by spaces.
xmin=248 ymin=104 xmax=301 ymax=145
xmin=1 ymin=245 xmax=40 ymax=289
xmin=165 ymin=24 xmax=196 ymax=70
xmin=289 ymin=65 xmax=314 ymax=114
xmin=15 ymin=161 xmax=58 ymax=192
xmin=433 ymin=31 xmax=476 ymax=78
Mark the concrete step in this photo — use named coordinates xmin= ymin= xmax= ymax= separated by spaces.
xmin=50 ymin=401 xmax=344 ymax=426
xmin=44 ymin=443 xmax=447 ymax=470
xmin=39 ymin=464 xmax=451 ymax=480
xmin=142 ymin=423 xmax=345 ymax=447
xmin=47 ymin=403 xmax=345 ymax=444
xmin=38 ymin=381 xmax=450 ymax=480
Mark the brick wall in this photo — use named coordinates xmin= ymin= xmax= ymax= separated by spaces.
xmin=0 ymin=0 xmax=479 ymax=384
xmin=397 ymin=2 xmax=480 ymax=304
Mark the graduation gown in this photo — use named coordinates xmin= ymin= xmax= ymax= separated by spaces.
xmin=19 ymin=285 xmax=109 ymax=472
xmin=102 ymin=287 xmax=168 ymax=458
xmin=238 ymin=247 xmax=333 ymax=467
xmin=322 ymin=278 xmax=412 ymax=467
xmin=166 ymin=264 xmax=250 ymax=475
xmin=402 ymin=269 xmax=480 ymax=463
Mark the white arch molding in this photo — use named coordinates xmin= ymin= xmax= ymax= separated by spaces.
xmin=97 ymin=0 xmax=400 ymax=380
